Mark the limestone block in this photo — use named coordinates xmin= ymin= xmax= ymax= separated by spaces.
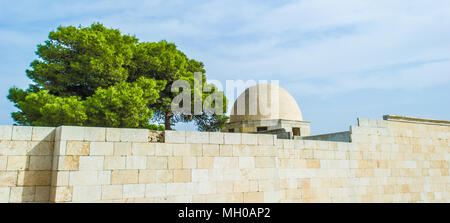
xmin=242 ymin=133 xmax=257 ymax=145
xmin=191 ymin=169 xmax=208 ymax=182
xmin=32 ymin=127 xmax=55 ymax=141
xmin=106 ymin=128 xmax=121 ymax=142
xmin=0 ymin=187 xmax=10 ymax=202
xmin=51 ymin=186 xmax=72 ymax=202
xmin=165 ymin=131 xmax=186 ymax=144
xmin=10 ymin=186 xmax=35 ymax=202
xmin=209 ymin=132 xmax=224 ymax=144
xmin=167 ymin=183 xmax=191 ymax=196
xmin=244 ymin=192 xmax=264 ymax=203
xmin=255 ymin=157 xmax=276 ymax=168
xmin=234 ymin=145 xmax=256 ymax=157
xmin=224 ymin=133 xmax=241 ymax=145
xmin=258 ymin=180 xmax=277 ymax=191
xmin=29 ymin=156 xmax=52 ymax=170
xmin=0 ymin=171 xmax=16 ymax=186
xmin=123 ymin=184 xmax=145 ymax=198
xmin=12 ymin=126 xmax=32 ymax=141
xmin=219 ymin=145 xmax=233 ymax=156
xmin=102 ymin=185 xmax=123 ymax=200
xmin=173 ymin=169 xmax=191 ymax=183
xmin=98 ymin=171 xmax=111 ymax=185
xmin=155 ymin=143 xmax=173 ymax=156
xmin=69 ymin=171 xmax=99 ymax=186
xmin=0 ymin=126 xmax=12 ymax=140
xmin=155 ymin=170 xmax=173 ymax=183
xmin=145 ymin=183 xmax=166 ymax=198
xmin=305 ymin=160 xmax=320 ymax=168
xmin=182 ymin=157 xmax=197 ymax=169
xmin=66 ymin=141 xmax=90 ymax=155
xmin=35 ymin=186 xmax=50 ymax=202
xmin=79 ymin=156 xmax=104 ymax=170
xmin=0 ymin=156 xmax=6 ymax=170
xmin=214 ymin=157 xmax=238 ymax=169
xmin=29 ymin=141 xmax=53 ymax=156
xmin=72 ymin=186 xmax=101 ymax=202
xmin=171 ymin=144 xmax=190 ymax=156
xmin=186 ymin=131 xmax=209 ymax=144
xmin=196 ymin=182 xmax=216 ymax=195
xmin=131 ymin=143 xmax=155 ymax=156
xmin=239 ymin=157 xmax=255 ymax=169
xmin=257 ymin=134 xmax=274 ymax=145
xmin=51 ymin=171 xmax=69 ymax=186
xmin=113 ymin=142 xmax=132 ymax=155
xmin=6 ymin=156 xmax=28 ymax=170
xmin=216 ymin=181 xmax=234 ymax=194
xmin=90 ymin=142 xmax=114 ymax=156
xmin=126 ymin=156 xmax=147 ymax=169
xmin=197 ymin=157 xmax=214 ymax=169
xmin=84 ymin=127 xmax=106 ymax=142
xmin=58 ymin=126 xmax=85 ymax=141
xmin=58 ymin=156 xmax=80 ymax=171
xmin=138 ymin=170 xmax=157 ymax=184
xmin=357 ymin=118 xmax=369 ymax=127
xmin=111 ymin=170 xmax=138 ymax=184
xmin=146 ymin=157 xmax=168 ymax=169
xmin=189 ymin=144 xmax=203 ymax=156
xmin=203 ymin=144 xmax=219 ymax=156
xmin=120 ymin=128 xmax=148 ymax=142
xmin=233 ymin=180 xmax=250 ymax=192
xmin=52 ymin=141 xmax=66 ymax=156
xmin=168 ymin=157 xmax=183 ymax=169
xmin=17 ymin=171 xmax=51 ymax=186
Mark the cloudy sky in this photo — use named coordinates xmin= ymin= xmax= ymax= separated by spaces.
xmin=1 ymin=0 xmax=449 ymax=134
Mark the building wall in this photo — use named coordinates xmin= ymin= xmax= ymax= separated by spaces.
xmin=303 ymin=131 xmax=350 ymax=142
xmin=0 ymin=116 xmax=448 ymax=203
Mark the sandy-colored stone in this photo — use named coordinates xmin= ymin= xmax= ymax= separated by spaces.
xmin=7 ymin=156 xmax=28 ymax=170
xmin=29 ymin=156 xmax=52 ymax=170
xmin=146 ymin=157 xmax=167 ymax=169
xmin=173 ymin=169 xmax=191 ymax=183
xmin=66 ymin=141 xmax=90 ymax=155
xmin=111 ymin=170 xmax=138 ymax=184
xmin=102 ymin=185 xmax=122 ymax=200
xmin=104 ymin=156 xmax=126 ymax=170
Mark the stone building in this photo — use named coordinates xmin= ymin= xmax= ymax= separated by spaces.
xmin=222 ymin=83 xmax=311 ymax=139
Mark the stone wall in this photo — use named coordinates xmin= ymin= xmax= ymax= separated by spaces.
xmin=0 ymin=116 xmax=448 ymax=202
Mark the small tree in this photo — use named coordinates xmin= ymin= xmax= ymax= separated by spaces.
xmin=129 ymin=41 xmax=228 ymax=130
xmin=8 ymin=23 xmax=227 ymax=131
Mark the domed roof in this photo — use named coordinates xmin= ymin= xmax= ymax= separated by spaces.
xmin=229 ymin=83 xmax=303 ymax=122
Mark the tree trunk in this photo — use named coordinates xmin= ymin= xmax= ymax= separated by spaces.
xmin=164 ymin=112 xmax=173 ymax=130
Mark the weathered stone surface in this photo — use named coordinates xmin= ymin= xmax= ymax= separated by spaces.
xmin=12 ymin=126 xmax=33 ymax=141
xmin=165 ymin=131 xmax=185 ymax=144
xmin=111 ymin=170 xmax=138 ymax=184
xmin=186 ymin=132 xmax=209 ymax=144
xmin=84 ymin=127 xmax=106 ymax=142
xmin=32 ymin=127 xmax=55 ymax=142
xmin=209 ymin=132 xmax=224 ymax=144
xmin=224 ymin=133 xmax=241 ymax=144
xmin=0 ymin=126 xmax=12 ymax=140
xmin=66 ymin=141 xmax=90 ymax=155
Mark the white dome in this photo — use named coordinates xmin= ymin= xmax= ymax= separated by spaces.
xmin=229 ymin=83 xmax=303 ymax=122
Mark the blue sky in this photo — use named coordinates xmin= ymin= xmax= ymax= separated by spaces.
xmin=0 ymin=0 xmax=449 ymax=134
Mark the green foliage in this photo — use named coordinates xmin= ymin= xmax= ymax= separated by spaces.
xmin=130 ymin=41 xmax=228 ymax=131
xmin=8 ymin=77 xmax=165 ymax=129
xmin=27 ymin=23 xmax=138 ymax=98
xmin=8 ymin=89 xmax=86 ymax=126
xmin=8 ymin=23 xmax=228 ymax=131
xmin=84 ymin=77 xmax=165 ymax=128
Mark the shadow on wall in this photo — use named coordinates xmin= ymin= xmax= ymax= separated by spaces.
xmin=18 ymin=128 xmax=54 ymax=203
